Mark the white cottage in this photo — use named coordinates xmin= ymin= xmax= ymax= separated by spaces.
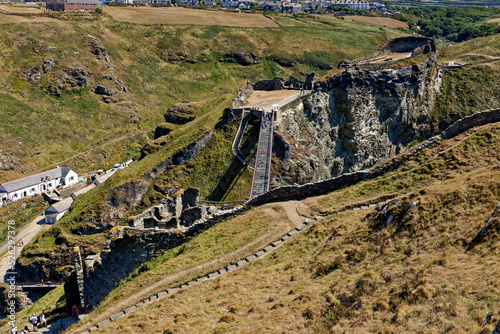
xmin=45 ymin=197 xmax=74 ymax=224
xmin=0 ymin=167 xmax=78 ymax=205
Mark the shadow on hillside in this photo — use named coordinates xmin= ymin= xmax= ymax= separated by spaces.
xmin=207 ymin=121 xmax=259 ymax=201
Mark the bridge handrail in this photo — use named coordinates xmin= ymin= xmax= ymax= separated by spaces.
xmin=15 ymin=282 xmax=62 ymax=287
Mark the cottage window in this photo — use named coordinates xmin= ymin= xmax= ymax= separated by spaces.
xmin=69 ymin=176 xmax=74 ymax=181
xmin=49 ymin=183 xmax=52 ymax=187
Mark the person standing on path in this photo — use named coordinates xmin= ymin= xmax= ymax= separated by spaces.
xmin=30 ymin=313 xmax=38 ymax=332
xmin=39 ymin=312 xmax=47 ymax=327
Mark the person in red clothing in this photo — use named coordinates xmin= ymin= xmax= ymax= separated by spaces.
xmin=71 ymin=305 xmax=79 ymax=322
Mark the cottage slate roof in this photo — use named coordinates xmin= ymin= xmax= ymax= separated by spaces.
xmin=0 ymin=168 xmax=73 ymax=194
xmin=45 ymin=197 xmax=74 ymax=214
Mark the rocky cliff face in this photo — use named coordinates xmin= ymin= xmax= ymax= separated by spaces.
xmin=274 ymin=51 xmax=441 ymax=185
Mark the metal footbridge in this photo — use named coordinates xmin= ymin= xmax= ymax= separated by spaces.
xmin=249 ymin=110 xmax=275 ymax=199
xmin=231 ymin=90 xmax=312 ymax=200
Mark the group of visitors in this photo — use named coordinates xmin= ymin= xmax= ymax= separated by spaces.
xmin=261 ymin=110 xmax=273 ymax=128
xmin=10 ymin=312 xmax=46 ymax=334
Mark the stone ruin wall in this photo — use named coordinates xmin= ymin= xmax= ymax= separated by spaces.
xmin=65 ymin=204 xmax=245 ymax=312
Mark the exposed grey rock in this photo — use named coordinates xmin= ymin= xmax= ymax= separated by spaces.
xmin=0 ymin=153 xmax=21 ymax=171
xmin=231 ymin=82 xmax=253 ymax=109
xmin=273 ymin=57 xmax=296 ymax=67
xmin=275 ymin=52 xmax=440 ymax=185
xmin=93 ymin=85 xmax=117 ymax=96
xmin=164 ymin=113 xmax=195 ymax=125
xmin=101 ymin=181 xmax=149 ymax=222
xmin=224 ymin=52 xmax=262 ymax=66
xmin=23 ymin=71 xmax=41 ymax=83
xmin=42 ymin=58 xmax=55 ymax=73
xmin=90 ymin=38 xmax=107 ymax=59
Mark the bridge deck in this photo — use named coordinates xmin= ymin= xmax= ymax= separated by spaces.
xmin=249 ymin=111 xmax=274 ymax=199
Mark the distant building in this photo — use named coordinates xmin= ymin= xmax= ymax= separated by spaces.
xmin=151 ymin=0 xmax=171 ymax=4
xmin=259 ymin=2 xmax=280 ymax=11
xmin=45 ymin=0 xmax=102 ymax=11
xmin=282 ymin=2 xmax=301 ymax=13
xmin=204 ymin=0 xmax=215 ymax=6
xmin=221 ymin=0 xmax=238 ymax=7
xmin=330 ymin=0 xmax=369 ymax=10
xmin=177 ymin=0 xmax=199 ymax=5
xmin=0 ymin=167 xmax=78 ymax=205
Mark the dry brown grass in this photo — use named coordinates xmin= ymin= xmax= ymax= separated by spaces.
xmin=0 ymin=3 xmax=43 ymax=14
xmin=104 ymin=6 xmax=278 ymax=27
xmin=74 ymin=123 xmax=500 ymax=333
xmin=341 ymin=15 xmax=408 ymax=29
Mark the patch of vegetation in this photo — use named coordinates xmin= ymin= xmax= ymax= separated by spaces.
xmin=433 ymin=63 xmax=500 ymax=131
xmin=0 ymin=196 xmax=46 ymax=245
xmin=392 ymin=5 xmax=500 ymax=42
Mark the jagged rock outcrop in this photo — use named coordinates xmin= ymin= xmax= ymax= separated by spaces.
xmin=23 ymin=71 xmax=41 ymax=83
xmin=254 ymin=77 xmax=285 ymax=91
xmin=273 ymin=56 xmax=296 ymax=67
xmin=93 ymin=85 xmax=117 ymax=96
xmin=48 ymin=68 xmax=90 ymax=97
xmin=0 ymin=287 xmax=32 ymax=313
xmin=163 ymin=101 xmax=197 ymax=124
xmin=0 ymin=151 xmax=21 ymax=171
xmin=224 ymin=52 xmax=262 ymax=66
xmin=101 ymin=181 xmax=150 ymax=222
xmin=154 ymin=122 xmax=173 ymax=139
xmin=42 ymin=58 xmax=55 ymax=73
xmin=90 ymin=38 xmax=109 ymax=62
xmin=274 ymin=39 xmax=441 ymax=185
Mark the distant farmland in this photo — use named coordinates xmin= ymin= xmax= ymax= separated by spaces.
xmin=342 ymin=16 xmax=408 ymax=29
xmin=105 ymin=6 xmax=278 ymax=27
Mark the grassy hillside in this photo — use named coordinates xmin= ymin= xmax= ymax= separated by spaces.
xmin=64 ymin=120 xmax=500 ymax=333
xmin=7 ymin=10 xmax=410 ymax=269
xmin=433 ymin=34 xmax=500 ymax=130
xmin=0 ymin=7 xmax=403 ymax=183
